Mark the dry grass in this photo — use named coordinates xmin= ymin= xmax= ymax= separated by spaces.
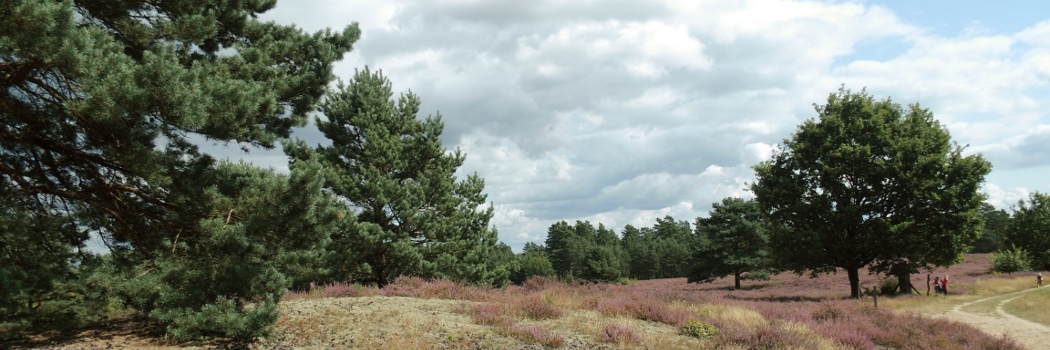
xmin=882 ymin=276 xmax=1035 ymax=314
xmin=260 ymin=296 xmax=502 ymax=349
xmin=1001 ymin=285 xmax=1050 ymax=325
xmin=18 ymin=255 xmax=1031 ymax=349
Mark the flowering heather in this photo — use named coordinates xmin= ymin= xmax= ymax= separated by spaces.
xmin=714 ymin=321 xmax=820 ymax=349
xmin=519 ymin=294 xmax=563 ymax=320
xmin=466 ymin=303 xmax=514 ymax=327
xmin=595 ymin=296 xmax=690 ymax=325
xmin=598 ymin=322 xmax=641 ymax=345
xmin=505 ymin=324 xmax=565 ymax=348
xmin=269 ymin=254 xmax=1026 ymax=349
xmin=521 ymin=275 xmax=563 ymax=292
xmin=282 ymin=281 xmax=379 ymax=301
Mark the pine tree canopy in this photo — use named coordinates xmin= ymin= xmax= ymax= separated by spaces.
xmin=284 ymin=68 xmax=504 ymax=287
xmin=1 ymin=0 xmax=359 ymax=251
xmin=1 ymin=0 xmax=359 ymax=339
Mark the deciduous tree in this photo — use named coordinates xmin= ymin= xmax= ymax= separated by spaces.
xmin=971 ymin=203 xmax=1010 ymax=253
xmin=751 ymin=87 xmax=990 ymax=298
xmin=1002 ymin=192 xmax=1050 ymax=270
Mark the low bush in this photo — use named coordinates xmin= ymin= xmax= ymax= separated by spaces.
xmin=505 ymin=325 xmax=565 ymax=348
xmin=877 ymin=276 xmax=899 ymax=295
xmin=519 ymin=294 xmax=563 ymax=320
xmin=151 ymin=296 xmax=279 ymax=341
xmin=595 ymin=297 xmax=690 ymax=325
xmin=468 ymin=303 xmax=514 ymax=327
xmin=599 ymin=322 xmax=641 ymax=344
xmin=715 ymin=322 xmax=814 ymax=349
xmin=679 ymin=319 xmax=718 ymax=339
xmin=990 ymin=246 xmax=1032 ymax=273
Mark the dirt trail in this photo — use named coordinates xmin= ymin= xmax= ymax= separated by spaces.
xmin=933 ymin=288 xmax=1049 ymax=350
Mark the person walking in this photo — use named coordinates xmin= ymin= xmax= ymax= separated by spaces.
xmin=933 ymin=276 xmax=942 ymax=295
xmin=1039 ymin=273 xmax=1044 ymax=287
xmin=942 ymin=275 xmax=949 ymax=295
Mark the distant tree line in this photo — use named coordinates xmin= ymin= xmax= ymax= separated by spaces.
xmin=509 ymin=197 xmax=771 ymax=289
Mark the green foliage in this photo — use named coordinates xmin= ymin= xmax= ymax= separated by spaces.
xmin=679 ymin=319 xmax=718 ymax=339
xmin=153 ymin=296 xmax=279 ymax=341
xmin=0 ymin=187 xmax=98 ymax=337
xmin=971 ymin=204 xmax=1011 ymax=253
xmin=545 ymin=221 xmax=592 ymax=279
xmin=620 ymin=225 xmax=648 ymax=278
xmin=740 ymin=270 xmax=771 ymax=281
xmin=751 ymin=87 xmax=991 ymax=298
xmin=139 ymin=161 xmax=340 ymax=340
xmin=544 ymin=220 xmax=633 ymax=282
xmin=2 ymin=0 xmax=359 ymax=339
xmin=1001 ymin=192 xmax=1050 ymax=270
xmin=582 ymin=246 xmax=625 ymax=282
xmin=689 ymin=197 xmax=769 ymax=289
xmin=990 ymin=245 xmax=1033 ymax=274
xmin=284 ymin=68 xmax=503 ymax=287
xmin=617 ymin=217 xmax=694 ymax=280
xmin=877 ymin=276 xmax=900 ymax=295
xmin=511 ymin=248 xmax=556 ymax=285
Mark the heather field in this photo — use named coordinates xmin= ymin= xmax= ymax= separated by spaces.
xmin=13 ymin=254 xmax=1048 ymax=349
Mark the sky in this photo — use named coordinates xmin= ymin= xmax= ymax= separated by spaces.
xmin=214 ymin=0 xmax=1050 ymax=251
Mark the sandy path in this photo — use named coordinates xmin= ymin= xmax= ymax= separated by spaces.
xmin=933 ymin=288 xmax=1049 ymax=350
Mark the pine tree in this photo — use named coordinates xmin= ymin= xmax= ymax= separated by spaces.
xmin=689 ymin=197 xmax=769 ymax=289
xmin=285 ymin=68 xmax=503 ymax=287
xmin=1 ymin=0 xmax=359 ymax=337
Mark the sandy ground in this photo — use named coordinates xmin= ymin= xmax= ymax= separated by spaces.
xmin=933 ymin=287 xmax=1050 ymax=350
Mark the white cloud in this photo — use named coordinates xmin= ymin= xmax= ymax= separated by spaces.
xmin=982 ymin=183 xmax=1030 ymax=210
xmin=256 ymin=0 xmax=1050 ymax=250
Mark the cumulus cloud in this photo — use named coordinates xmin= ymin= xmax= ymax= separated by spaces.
xmin=254 ymin=1 xmax=1050 ymax=250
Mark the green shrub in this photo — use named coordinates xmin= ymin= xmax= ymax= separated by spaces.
xmin=741 ymin=270 xmax=772 ymax=281
xmin=990 ymin=246 xmax=1032 ymax=273
xmin=877 ymin=276 xmax=899 ymax=295
xmin=152 ymin=296 xmax=280 ymax=341
xmin=679 ymin=319 xmax=719 ymax=339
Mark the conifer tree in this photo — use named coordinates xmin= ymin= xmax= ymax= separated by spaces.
xmin=285 ymin=68 xmax=504 ymax=287
xmin=1 ymin=0 xmax=358 ymax=337
xmin=689 ymin=197 xmax=769 ymax=289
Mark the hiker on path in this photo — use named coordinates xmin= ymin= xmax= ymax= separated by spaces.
xmin=1039 ymin=273 xmax=1044 ymax=287
xmin=933 ymin=276 xmax=942 ymax=295
xmin=942 ymin=275 xmax=949 ymax=295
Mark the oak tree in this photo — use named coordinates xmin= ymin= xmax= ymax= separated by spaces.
xmin=751 ymin=88 xmax=990 ymax=298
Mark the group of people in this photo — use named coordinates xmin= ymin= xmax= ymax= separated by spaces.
xmin=931 ymin=274 xmax=950 ymax=295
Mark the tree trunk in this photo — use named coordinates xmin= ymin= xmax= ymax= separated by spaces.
xmin=848 ymin=267 xmax=861 ymax=299
xmin=734 ymin=269 xmax=741 ymax=290
xmin=891 ymin=264 xmax=916 ymax=295
xmin=376 ymin=264 xmax=387 ymax=288
xmin=926 ymin=274 xmax=931 ymax=296
xmin=895 ymin=272 xmax=914 ymax=295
